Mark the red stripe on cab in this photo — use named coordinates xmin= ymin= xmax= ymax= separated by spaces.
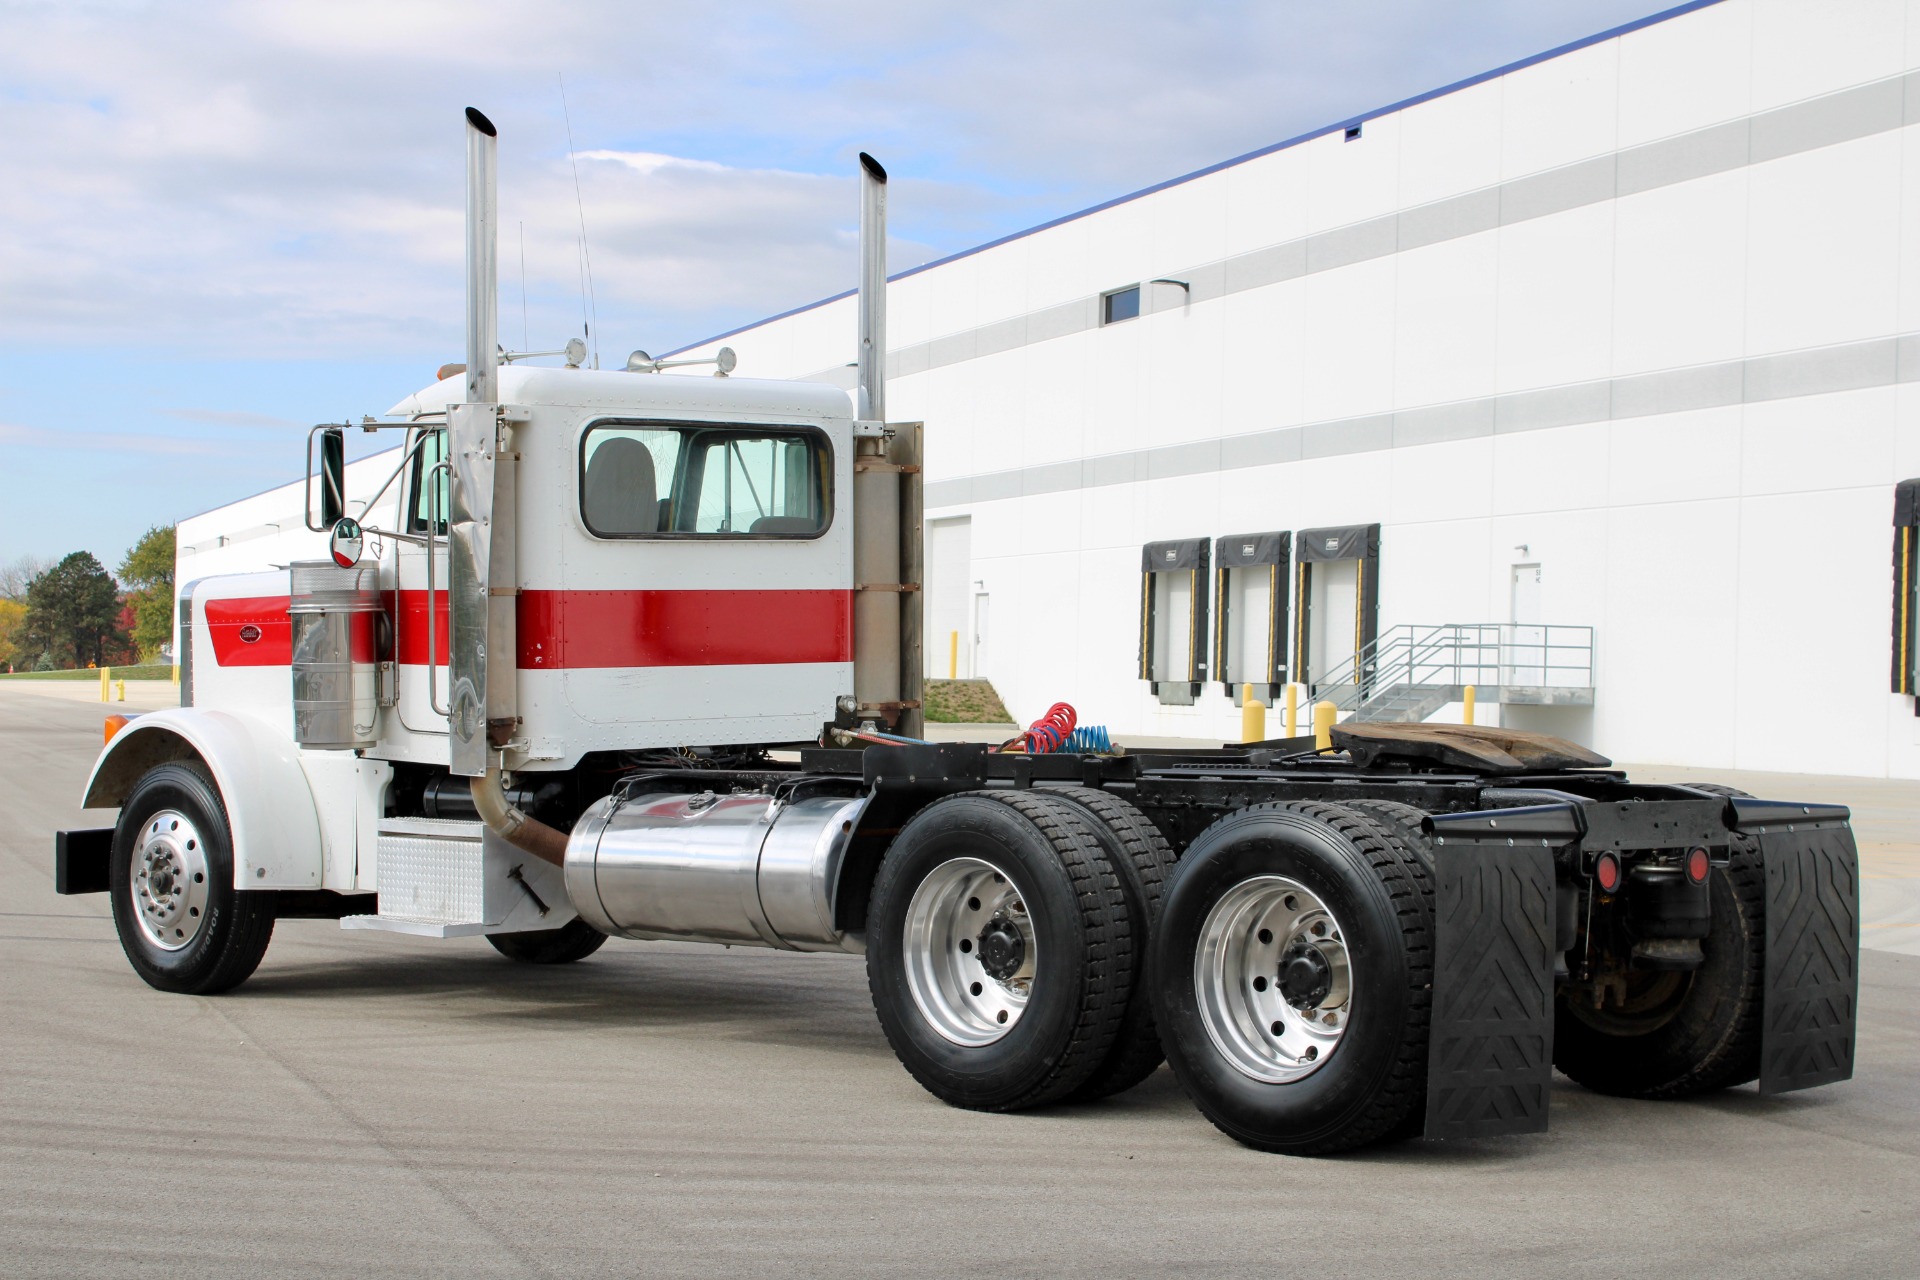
xmin=517 ymin=589 xmax=854 ymax=669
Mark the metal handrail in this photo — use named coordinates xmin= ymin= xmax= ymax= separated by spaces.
xmin=1306 ymin=622 xmax=1595 ymax=718
xmin=425 ymin=459 xmax=452 ymax=718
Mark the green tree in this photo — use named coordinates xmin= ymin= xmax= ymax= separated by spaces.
xmin=119 ymin=525 xmax=176 ymax=660
xmin=21 ymin=552 xmax=123 ymax=669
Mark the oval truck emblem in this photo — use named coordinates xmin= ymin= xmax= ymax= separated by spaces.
xmin=239 ymin=624 xmax=262 ymax=643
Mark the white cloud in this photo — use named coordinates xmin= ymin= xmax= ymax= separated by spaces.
xmin=0 ymin=423 xmax=235 ymax=457
xmin=0 ymin=0 xmax=1661 ymax=364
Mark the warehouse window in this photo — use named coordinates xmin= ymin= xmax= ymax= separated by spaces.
xmin=1102 ymin=285 xmax=1141 ymax=325
xmin=579 ymin=419 xmax=831 ymax=539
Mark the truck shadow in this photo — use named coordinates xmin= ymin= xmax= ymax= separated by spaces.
xmin=241 ymin=940 xmax=907 ymax=1060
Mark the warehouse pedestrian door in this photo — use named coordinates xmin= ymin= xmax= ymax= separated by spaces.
xmin=1509 ymin=563 xmax=1546 ymax=686
xmin=926 ymin=517 xmax=973 ymax=678
xmin=1293 ymin=524 xmax=1380 ymax=700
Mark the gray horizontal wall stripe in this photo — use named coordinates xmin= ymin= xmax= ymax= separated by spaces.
xmin=922 ymin=332 xmax=1919 ymax=509
xmin=868 ymin=68 xmax=1919 ymax=389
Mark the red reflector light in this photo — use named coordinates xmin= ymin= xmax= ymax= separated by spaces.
xmin=1594 ymin=851 xmax=1622 ymax=892
xmin=1686 ymin=847 xmax=1711 ymax=884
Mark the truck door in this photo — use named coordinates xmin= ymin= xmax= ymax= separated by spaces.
xmin=392 ymin=425 xmax=451 ymax=736
xmin=546 ymin=417 xmax=854 ymax=748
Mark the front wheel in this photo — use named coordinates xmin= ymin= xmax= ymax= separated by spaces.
xmin=1151 ymin=802 xmax=1433 ymax=1155
xmin=109 ymin=762 xmax=275 ymax=995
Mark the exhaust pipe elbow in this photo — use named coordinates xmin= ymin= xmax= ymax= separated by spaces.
xmin=470 ymin=769 xmax=568 ymax=866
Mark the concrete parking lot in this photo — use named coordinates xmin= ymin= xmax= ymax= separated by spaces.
xmin=4 ymin=684 xmax=1918 ymax=1277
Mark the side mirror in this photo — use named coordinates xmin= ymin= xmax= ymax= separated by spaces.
xmin=319 ymin=427 xmax=346 ymax=526
xmin=328 ymin=517 xmax=365 ymax=568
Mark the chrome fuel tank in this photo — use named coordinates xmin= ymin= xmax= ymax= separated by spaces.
xmin=564 ymin=789 xmax=869 ymax=953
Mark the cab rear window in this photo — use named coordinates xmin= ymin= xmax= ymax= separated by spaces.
xmin=579 ymin=421 xmax=831 ymax=539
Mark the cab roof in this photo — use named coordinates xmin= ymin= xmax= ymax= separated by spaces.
xmin=385 ymin=364 xmax=854 ymax=424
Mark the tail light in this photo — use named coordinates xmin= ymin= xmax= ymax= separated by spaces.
xmin=1686 ymin=847 xmax=1711 ymax=884
xmin=1593 ymin=850 xmax=1623 ymax=893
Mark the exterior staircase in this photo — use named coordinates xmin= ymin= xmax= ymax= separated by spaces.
xmin=1308 ymin=624 xmax=1595 ymax=725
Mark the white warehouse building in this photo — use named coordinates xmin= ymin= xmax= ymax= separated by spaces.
xmin=663 ymin=0 xmax=1920 ymax=780
xmin=180 ymin=0 xmax=1920 ymax=780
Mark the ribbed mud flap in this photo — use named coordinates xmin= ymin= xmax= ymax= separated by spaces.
xmin=1422 ymin=810 xmax=1565 ymax=1140
xmin=1731 ymin=801 xmax=1860 ymax=1095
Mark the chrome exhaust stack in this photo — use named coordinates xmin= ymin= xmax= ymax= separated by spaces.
xmin=855 ymin=152 xmax=887 ymax=423
xmin=450 ymin=107 xmax=562 ymax=863
xmin=463 ymin=107 xmax=499 ymax=407
xmin=850 ymin=152 xmax=921 ymax=734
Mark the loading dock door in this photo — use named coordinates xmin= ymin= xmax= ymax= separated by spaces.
xmin=1140 ymin=538 xmax=1210 ymax=705
xmin=1214 ymin=531 xmax=1290 ymax=706
xmin=1293 ymin=523 xmax=1381 ymax=700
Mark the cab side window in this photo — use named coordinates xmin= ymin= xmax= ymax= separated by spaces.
xmin=408 ymin=428 xmax=449 ymax=535
xmin=580 ymin=421 xmax=830 ymax=539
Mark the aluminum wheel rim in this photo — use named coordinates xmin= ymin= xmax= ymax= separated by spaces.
xmin=131 ymin=809 xmax=212 ymax=952
xmin=902 ymin=856 xmax=1035 ymax=1047
xmin=1195 ymin=875 xmax=1352 ymax=1084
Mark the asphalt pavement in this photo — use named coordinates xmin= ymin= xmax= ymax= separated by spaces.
xmin=4 ymin=685 xmax=1918 ymax=1278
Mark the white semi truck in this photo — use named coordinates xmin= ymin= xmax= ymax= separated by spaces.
xmin=55 ymin=110 xmax=1860 ymax=1154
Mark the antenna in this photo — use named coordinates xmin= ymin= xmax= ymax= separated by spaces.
xmin=558 ymin=73 xmax=600 ymax=369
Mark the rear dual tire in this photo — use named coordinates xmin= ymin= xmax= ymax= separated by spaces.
xmin=865 ymin=791 xmax=1134 ymax=1112
xmin=1150 ymin=802 xmax=1434 ymax=1155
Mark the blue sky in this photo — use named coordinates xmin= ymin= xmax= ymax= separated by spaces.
xmin=0 ymin=0 xmax=1673 ymax=575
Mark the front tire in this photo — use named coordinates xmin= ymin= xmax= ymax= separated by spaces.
xmin=866 ymin=791 xmax=1133 ymax=1112
xmin=109 ymin=762 xmax=275 ymax=995
xmin=1151 ymin=802 xmax=1433 ymax=1155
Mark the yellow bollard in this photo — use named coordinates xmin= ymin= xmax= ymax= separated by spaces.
xmin=116 ymin=680 xmax=126 ymax=702
xmin=100 ymin=667 xmax=111 ymax=702
xmin=1462 ymin=684 xmax=1476 ymax=726
xmin=171 ymin=662 xmax=180 ymax=685
xmin=1313 ymin=700 xmax=1337 ymax=751
xmin=1285 ymin=683 xmax=1299 ymax=738
xmin=1241 ymin=684 xmax=1266 ymax=744
xmin=948 ymin=630 xmax=959 ymax=680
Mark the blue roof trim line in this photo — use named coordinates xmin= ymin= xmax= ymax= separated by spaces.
xmin=664 ymin=0 xmax=1727 ymax=357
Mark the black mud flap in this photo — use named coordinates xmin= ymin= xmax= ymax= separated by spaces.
xmin=1728 ymin=799 xmax=1860 ymax=1095
xmin=1420 ymin=806 xmax=1568 ymax=1140
xmin=55 ymin=828 xmax=114 ymax=895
